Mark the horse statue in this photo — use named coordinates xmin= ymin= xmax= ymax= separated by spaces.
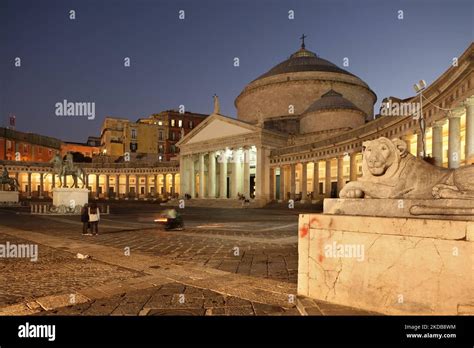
xmin=0 ymin=168 xmax=19 ymax=191
xmin=49 ymin=153 xmax=87 ymax=188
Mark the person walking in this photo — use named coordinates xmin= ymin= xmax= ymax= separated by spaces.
xmin=80 ymin=203 xmax=90 ymax=235
xmin=88 ymin=202 xmax=100 ymax=236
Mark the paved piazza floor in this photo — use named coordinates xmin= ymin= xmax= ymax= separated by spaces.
xmin=0 ymin=203 xmax=375 ymax=316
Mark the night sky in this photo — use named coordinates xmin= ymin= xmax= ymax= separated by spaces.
xmin=1 ymin=0 xmax=472 ymax=142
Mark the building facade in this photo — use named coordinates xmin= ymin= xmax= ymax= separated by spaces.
xmin=61 ymin=142 xmax=100 ymax=159
xmin=0 ymin=127 xmax=61 ymax=162
xmin=145 ymin=110 xmax=209 ymax=161
xmin=101 ymin=111 xmax=208 ymax=161
xmin=100 ymin=117 xmax=159 ymax=158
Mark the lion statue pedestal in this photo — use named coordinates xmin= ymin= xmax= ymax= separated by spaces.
xmin=52 ymin=188 xmax=89 ymax=211
xmin=297 ymin=137 xmax=474 ymax=315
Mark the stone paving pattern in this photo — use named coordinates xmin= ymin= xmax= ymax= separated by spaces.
xmin=0 ymin=233 xmax=143 ymax=308
xmin=0 ymin=205 xmax=376 ymax=315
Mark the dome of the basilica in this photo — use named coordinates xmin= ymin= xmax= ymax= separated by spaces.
xmin=235 ymin=43 xmax=377 ymax=128
xmin=303 ymin=89 xmax=364 ymax=114
xmin=252 ymin=47 xmax=357 ymax=82
xmin=299 ymin=89 xmax=366 ymax=134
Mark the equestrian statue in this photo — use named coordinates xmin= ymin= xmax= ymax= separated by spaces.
xmin=0 ymin=167 xmax=19 ymax=191
xmin=49 ymin=153 xmax=87 ymax=188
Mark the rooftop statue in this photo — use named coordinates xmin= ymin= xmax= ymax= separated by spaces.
xmin=213 ymin=94 xmax=220 ymax=114
xmin=339 ymin=137 xmax=474 ymax=200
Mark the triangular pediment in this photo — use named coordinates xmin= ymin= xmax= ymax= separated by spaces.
xmin=178 ymin=114 xmax=257 ymax=145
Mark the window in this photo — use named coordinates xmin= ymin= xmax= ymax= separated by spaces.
xmin=171 ymin=145 xmax=175 ymax=153
xmin=171 ymin=132 xmax=176 ymax=140
xmin=178 ymin=120 xmax=182 ymax=127
xmin=158 ymin=121 xmax=163 ymax=126
xmin=159 ymin=145 xmax=164 ymax=154
xmin=6 ymin=140 xmax=11 ymax=150
xmin=189 ymin=120 xmax=193 ymax=128
xmin=159 ymin=155 xmax=162 ymax=161
xmin=131 ymin=128 xmax=137 ymax=139
xmin=159 ymin=131 xmax=163 ymax=140
xmin=171 ymin=119 xmax=175 ymax=127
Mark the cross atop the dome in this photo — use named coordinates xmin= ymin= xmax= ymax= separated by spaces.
xmin=300 ymin=34 xmax=307 ymax=49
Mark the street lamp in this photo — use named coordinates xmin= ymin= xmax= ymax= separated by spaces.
xmin=413 ymin=80 xmax=427 ymax=158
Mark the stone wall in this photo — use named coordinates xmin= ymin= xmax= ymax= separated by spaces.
xmin=264 ymin=117 xmax=300 ymax=134
xmin=300 ymin=109 xmax=365 ymax=134
xmin=298 ymin=213 xmax=474 ymax=315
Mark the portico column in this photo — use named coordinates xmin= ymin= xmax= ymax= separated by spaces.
xmin=95 ymin=174 xmax=100 ymax=198
xmin=27 ymin=172 xmax=32 ymax=198
xmin=179 ymin=155 xmax=186 ymax=198
xmin=189 ymin=156 xmax=196 ymax=198
xmin=289 ymin=163 xmax=296 ymax=200
xmin=125 ymin=174 xmax=130 ymax=196
xmin=171 ymin=173 xmax=176 ymax=196
xmin=105 ymin=174 xmax=110 ymax=198
xmin=325 ymin=159 xmax=331 ymax=198
xmin=115 ymin=174 xmax=120 ymax=198
xmin=219 ymin=152 xmax=227 ymax=199
xmin=300 ymin=163 xmax=307 ymax=203
xmin=279 ymin=166 xmax=285 ymax=202
xmin=448 ymin=107 xmax=463 ymax=169
xmin=39 ymin=173 xmax=44 ymax=198
xmin=349 ymin=153 xmax=358 ymax=181
xmin=255 ymin=146 xmax=270 ymax=202
xmin=337 ymin=156 xmax=344 ymax=196
xmin=312 ymin=161 xmax=319 ymax=199
xmin=145 ymin=174 xmax=149 ymax=196
xmin=464 ymin=97 xmax=474 ymax=164
xmin=269 ymin=167 xmax=275 ymax=201
xmin=231 ymin=151 xmax=239 ymax=198
xmin=199 ymin=153 xmax=205 ymax=198
xmin=208 ymin=152 xmax=216 ymax=198
xmin=136 ymin=175 xmax=140 ymax=196
xmin=432 ymin=120 xmax=445 ymax=167
xmin=243 ymin=148 xmax=250 ymax=199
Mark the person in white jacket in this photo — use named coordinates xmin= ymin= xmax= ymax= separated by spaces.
xmin=88 ymin=202 xmax=100 ymax=235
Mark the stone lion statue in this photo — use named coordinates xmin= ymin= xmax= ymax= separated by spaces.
xmin=339 ymin=137 xmax=474 ymax=200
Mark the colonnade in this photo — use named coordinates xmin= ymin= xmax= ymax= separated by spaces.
xmin=180 ymin=146 xmax=260 ymax=200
